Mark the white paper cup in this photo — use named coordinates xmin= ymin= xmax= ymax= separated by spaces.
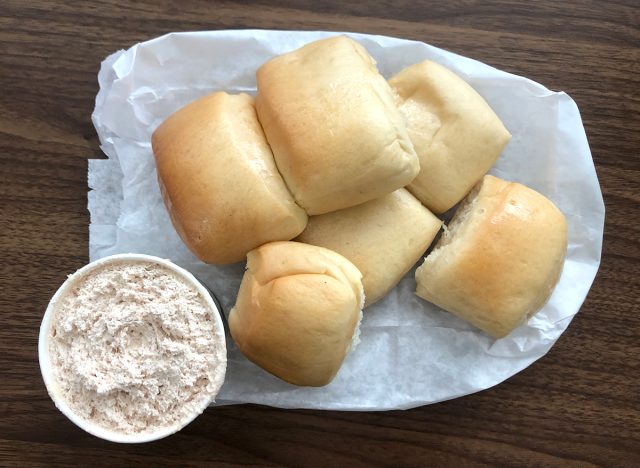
xmin=38 ymin=253 xmax=227 ymax=443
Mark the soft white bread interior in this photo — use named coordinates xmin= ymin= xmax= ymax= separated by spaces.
xmin=415 ymin=175 xmax=568 ymax=338
xmin=152 ymin=92 xmax=308 ymax=264
xmin=389 ymin=60 xmax=511 ymax=214
xmin=229 ymin=241 xmax=364 ymax=387
xmin=255 ymin=35 xmax=419 ymax=215
xmin=296 ymin=189 xmax=442 ymax=307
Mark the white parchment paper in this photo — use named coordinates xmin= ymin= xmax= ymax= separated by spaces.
xmin=89 ymin=30 xmax=604 ymax=410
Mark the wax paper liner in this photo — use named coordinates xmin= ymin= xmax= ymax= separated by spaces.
xmin=89 ymin=30 xmax=604 ymax=410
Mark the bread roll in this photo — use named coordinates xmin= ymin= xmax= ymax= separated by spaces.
xmin=415 ymin=175 xmax=567 ymax=338
xmin=389 ymin=61 xmax=511 ymax=214
xmin=229 ymin=241 xmax=364 ymax=387
xmin=296 ymin=189 xmax=442 ymax=306
xmin=255 ymin=36 xmax=419 ymax=215
xmin=152 ymin=92 xmax=308 ymax=264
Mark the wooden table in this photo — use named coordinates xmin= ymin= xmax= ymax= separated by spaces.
xmin=1 ymin=1 xmax=638 ymax=465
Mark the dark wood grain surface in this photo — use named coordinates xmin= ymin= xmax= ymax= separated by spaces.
xmin=1 ymin=0 xmax=638 ymax=466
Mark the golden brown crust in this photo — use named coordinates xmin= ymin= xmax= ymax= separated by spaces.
xmin=415 ymin=175 xmax=568 ymax=338
xmin=229 ymin=241 xmax=364 ymax=387
xmin=389 ymin=60 xmax=511 ymax=214
xmin=152 ymin=92 xmax=308 ymax=264
xmin=255 ymin=36 xmax=419 ymax=215
xmin=296 ymin=189 xmax=442 ymax=306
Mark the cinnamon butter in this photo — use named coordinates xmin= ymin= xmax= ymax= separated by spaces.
xmin=39 ymin=254 xmax=227 ymax=443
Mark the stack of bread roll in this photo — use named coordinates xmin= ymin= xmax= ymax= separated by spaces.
xmin=152 ymin=36 xmax=568 ymax=387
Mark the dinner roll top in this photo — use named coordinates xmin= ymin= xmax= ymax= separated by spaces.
xmin=256 ymin=35 xmax=419 ymax=215
xmin=390 ymin=60 xmax=511 ymax=214
xmin=152 ymin=92 xmax=308 ymax=264
xmin=297 ymin=189 xmax=442 ymax=306
xmin=229 ymin=241 xmax=364 ymax=387
xmin=415 ymin=175 xmax=567 ymax=338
